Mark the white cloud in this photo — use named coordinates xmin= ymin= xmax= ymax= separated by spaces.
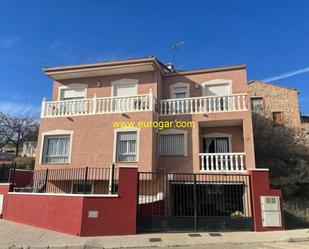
xmin=0 ymin=35 xmax=20 ymax=49
xmin=262 ymin=67 xmax=309 ymax=82
xmin=0 ymin=101 xmax=40 ymax=116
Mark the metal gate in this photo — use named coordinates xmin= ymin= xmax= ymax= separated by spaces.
xmin=137 ymin=172 xmax=253 ymax=232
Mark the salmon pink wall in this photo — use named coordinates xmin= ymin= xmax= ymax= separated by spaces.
xmin=52 ymin=71 xmax=157 ymax=101
xmin=161 ymin=68 xmax=247 ymax=99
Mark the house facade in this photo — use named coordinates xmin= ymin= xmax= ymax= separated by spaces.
xmin=36 ymin=57 xmax=255 ymax=175
xmin=0 ymin=57 xmax=285 ymax=235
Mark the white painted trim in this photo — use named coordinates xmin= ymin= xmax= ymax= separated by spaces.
xmin=58 ymin=83 xmax=88 ymax=100
xmin=39 ymin=129 xmax=74 ymax=165
xmin=203 ymin=132 xmax=232 ymax=152
xmin=249 ymin=168 xmax=269 ymax=171
xmin=0 ymin=183 xmax=11 ymax=186
xmin=201 ymin=79 xmax=232 ymax=96
xmin=158 ymin=128 xmax=188 ymax=156
xmin=111 ymin=78 xmax=138 ymax=97
xmin=8 ymin=192 xmax=119 ymax=198
xmin=169 ymin=82 xmax=190 ymax=99
xmin=118 ymin=165 xmax=138 ymax=168
xmin=113 ymin=127 xmax=140 ymax=163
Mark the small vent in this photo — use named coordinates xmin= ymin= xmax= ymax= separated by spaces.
xmin=209 ymin=233 xmax=222 ymax=237
xmin=149 ymin=238 xmax=162 ymax=242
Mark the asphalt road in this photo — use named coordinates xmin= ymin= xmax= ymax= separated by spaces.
xmin=135 ymin=241 xmax=309 ymax=249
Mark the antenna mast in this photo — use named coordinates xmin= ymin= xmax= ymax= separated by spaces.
xmin=171 ymin=41 xmax=185 ymax=65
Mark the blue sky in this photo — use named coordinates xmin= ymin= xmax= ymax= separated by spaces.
xmin=0 ymin=0 xmax=309 ymax=116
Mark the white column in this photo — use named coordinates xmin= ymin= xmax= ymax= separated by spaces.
xmin=41 ymin=97 xmax=46 ymax=117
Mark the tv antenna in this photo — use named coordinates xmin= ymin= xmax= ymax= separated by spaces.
xmin=171 ymin=41 xmax=185 ymax=65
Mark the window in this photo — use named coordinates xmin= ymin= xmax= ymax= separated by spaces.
xmin=273 ymin=112 xmax=283 ymax=125
xmin=42 ymin=135 xmax=71 ymax=164
xmin=203 ymin=83 xmax=230 ymax=96
xmin=116 ymin=131 xmax=137 ymax=161
xmin=113 ymin=83 xmax=137 ymax=97
xmin=159 ymin=130 xmax=187 ymax=156
xmin=72 ymin=182 xmax=92 ymax=194
xmin=170 ymin=83 xmax=190 ymax=99
xmin=60 ymin=88 xmax=85 ymax=100
xmin=251 ymin=97 xmax=263 ymax=112
xmin=203 ymin=137 xmax=230 ymax=153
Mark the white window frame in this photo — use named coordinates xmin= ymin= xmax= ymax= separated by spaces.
xmin=58 ymin=83 xmax=87 ymax=101
xmin=169 ymin=82 xmax=190 ymax=99
xmin=203 ymin=132 xmax=232 ymax=153
xmin=113 ymin=127 xmax=140 ymax=163
xmin=39 ymin=129 xmax=73 ymax=165
xmin=111 ymin=79 xmax=138 ymax=97
xmin=158 ymin=129 xmax=188 ymax=156
xmin=202 ymin=79 xmax=232 ymax=96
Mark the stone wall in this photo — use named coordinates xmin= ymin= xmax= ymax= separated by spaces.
xmin=248 ymin=80 xmax=301 ymax=129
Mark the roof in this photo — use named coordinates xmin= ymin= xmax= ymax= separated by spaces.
xmin=248 ymin=80 xmax=298 ymax=92
xmin=44 ymin=56 xmax=163 ymax=72
xmin=43 ymin=55 xmax=246 ymax=80
xmin=164 ymin=64 xmax=246 ymax=76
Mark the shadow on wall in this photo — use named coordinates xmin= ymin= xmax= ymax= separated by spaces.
xmin=252 ymin=113 xmax=309 ymax=229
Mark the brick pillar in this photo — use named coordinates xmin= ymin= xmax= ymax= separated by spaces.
xmin=249 ymin=169 xmax=285 ymax=231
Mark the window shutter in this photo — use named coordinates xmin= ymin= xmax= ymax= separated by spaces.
xmin=62 ymin=88 xmax=85 ymax=99
xmin=114 ymin=84 xmax=136 ymax=96
xmin=204 ymin=84 xmax=229 ymax=96
xmin=159 ymin=134 xmax=185 ymax=156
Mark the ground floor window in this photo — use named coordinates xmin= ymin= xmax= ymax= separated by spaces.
xmin=116 ymin=131 xmax=137 ymax=161
xmin=42 ymin=135 xmax=71 ymax=164
xmin=72 ymin=181 xmax=93 ymax=194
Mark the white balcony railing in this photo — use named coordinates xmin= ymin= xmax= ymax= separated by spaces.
xmin=199 ymin=153 xmax=246 ymax=172
xmin=159 ymin=94 xmax=247 ymax=115
xmin=41 ymin=93 xmax=153 ymax=118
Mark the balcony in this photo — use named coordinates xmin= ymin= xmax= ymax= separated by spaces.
xmin=199 ymin=153 xmax=246 ymax=172
xmin=41 ymin=94 xmax=154 ymax=118
xmin=41 ymin=93 xmax=248 ymax=118
xmin=159 ymin=94 xmax=248 ymax=116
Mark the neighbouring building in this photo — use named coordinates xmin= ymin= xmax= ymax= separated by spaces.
xmin=0 ymin=57 xmax=284 ymax=236
xmin=248 ymin=80 xmax=301 ymax=128
xmin=21 ymin=141 xmax=37 ymax=157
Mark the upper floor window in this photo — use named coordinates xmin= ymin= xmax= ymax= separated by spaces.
xmin=202 ymin=79 xmax=232 ymax=97
xmin=111 ymin=79 xmax=138 ymax=97
xmin=170 ymin=83 xmax=190 ymax=99
xmin=273 ymin=111 xmax=283 ymax=125
xmin=251 ymin=97 xmax=263 ymax=112
xmin=58 ymin=84 xmax=87 ymax=101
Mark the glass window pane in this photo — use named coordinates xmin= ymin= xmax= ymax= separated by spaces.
xmin=116 ymin=131 xmax=137 ymax=161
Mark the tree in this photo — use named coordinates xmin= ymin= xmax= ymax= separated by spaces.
xmin=0 ymin=112 xmax=39 ymax=156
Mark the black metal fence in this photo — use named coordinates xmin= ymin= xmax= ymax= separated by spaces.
xmin=0 ymin=163 xmax=17 ymax=183
xmin=14 ymin=165 xmax=118 ymax=195
xmin=138 ymin=172 xmax=253 ymax=232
